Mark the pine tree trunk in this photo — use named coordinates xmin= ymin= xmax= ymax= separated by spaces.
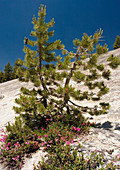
xmin=65 ymin=53 xmax=79 ymax=87
xmin=59 ymin=53 xmax=79 ymax=112
xmin=38 ymin=39 xmax=48 ymax=106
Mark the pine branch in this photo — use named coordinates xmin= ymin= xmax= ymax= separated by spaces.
xmin=64 ymin=47 xmax=88 ymax=87
xmin=68 ymin=99 xmax=101 ymax=112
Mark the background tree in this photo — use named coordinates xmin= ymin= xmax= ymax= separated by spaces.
xmin=4 ymin=62 xmax=15 ymax=81
xmin=113 ymin=35 xmax=120 ymax=49
xmin=0 ymin=70 xmax=5 ymax=83
xmin=13 ymin=58 xmax=26 ymax=79
xmin=10 ymin=5 xmax=120 ymax=131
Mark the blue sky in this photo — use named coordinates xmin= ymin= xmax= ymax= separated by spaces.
xmin=0 ymin=0 xmax=120 ymax=71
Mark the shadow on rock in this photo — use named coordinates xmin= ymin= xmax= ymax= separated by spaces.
xmin=0 ymin=95 xmax=4 ymax=100
xmin=96 ymin=121 xmax=113 ymax=130
xmin=115 ymin=123 xmax=120 ymax=130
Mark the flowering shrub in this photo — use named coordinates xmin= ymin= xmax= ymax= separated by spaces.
xmin=39 ymin=121 xmax=75 ymax=153
xmin=0 ymin=129 xmax=39 ymax=168
xmin=33 ymin=145 xmax=120 ymax=170
xmin=0 ymin=121 xmax=119 ymax=169
xmin=0 ymin=119 xmax=94 ymax=168
xmin=36 ymin=120 xmax=95 ymax=154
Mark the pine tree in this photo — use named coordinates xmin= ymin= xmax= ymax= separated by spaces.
xmin=12 ymin=5 xmax=120 ymax=129
xmin=13 ymin=59 xmax=26 ymax=79
xmin=13 ymin=5 xmax=64 ymax=128
xmin=0 ymin=71 xmax=5 ymax=83
xmin=113 ymin=35 xmax=120 ymax=49
xmin=4 ymin=62 xmax=14 ymax=81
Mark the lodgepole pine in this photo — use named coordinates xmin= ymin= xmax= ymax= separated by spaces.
xmin=12 ymin=5 xmax=120 ymax=128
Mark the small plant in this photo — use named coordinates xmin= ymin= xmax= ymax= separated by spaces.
xmin=0 ymin=120 xmax=95 ymax=168
xmin=5 ymin=117 xmax=32 ymax=144
xmin=0 ymin=127 xmax=40 ymax=168
xmin=0 ymin=128 xmax=33 ymax=168
xmin=107 ymin=54 xmax=120 ymax=69
xmin=113 ymin=35 xmax=120 ymax=49
xmin=33 ymin=145 xmax=120 ymax=170
xmin=39 ymin=121 xmax=75 ymax=153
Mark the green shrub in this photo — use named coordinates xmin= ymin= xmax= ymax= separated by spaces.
xmin=33 ymin=145 xmax=120 ymax=170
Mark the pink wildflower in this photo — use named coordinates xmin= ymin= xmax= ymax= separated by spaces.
xmin=58 ymin=134 xmax=61 ymax=136
xmin=35 ymin=134 xmax=37 ymax=137
xmin=47 ymin=144 xmax=50 ymax=147
xmin=45 ymin=135 xmax=48 ymax=138
xmin=12 ymin=157 xmax=16 ymax=160
xmin=55 ymin=138 xmax=59 ymax=142
xmin=66 ymin=141 xmax=70 ymax=146
xmin=41 ymin=142 xmax=44 ymax=146
xmin=6 ymin=147 xmax=9 ymax=150
xmin=77 ymin=128 xmax=80 ymax=131
xmin=25 ymin=141 xmax=29 ymax=145
xmin=2 ymin=137 xmax=5 ymax=142
xmin=71 ymin=139 xmax=74 ymax=144
xmin=14 ymin=142 xmax=20 ymax=146
xmin=7 ymin=142 xmax=10 ymax=146
xmin=73 ymin=126 xmax=76 ymax=130
xmin=41 ymin=127 xmax=44 ymax=130
xmin=49 ymin=140 xmax=52 ymax=143
xmin=38 ymin=135 xmax=41 ymax=138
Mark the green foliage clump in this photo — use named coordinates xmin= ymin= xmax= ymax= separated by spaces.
xmin=0 ymin=60 xmax=22 ymax=83
xmin=107 ymin=54 xmax=120 ymax=69
xmin=0 ymin=119 xmax=95 ymax=169
xmin=0 ymin=128 xmax=36 ymax=168
xmin=113 ymin=35 xmax=120 ymax=49
xmin=0 ymin=62 xmax=16 ymax=83
xmin=33 ymin=121 xmax=119 ymax=170
xmin=6 ymin=117 xmax=32 ymax=143
xmin=0 ymin=71 xmax=4 ymax=83
xmin=34 ymin=148 xmax=105 ymax=170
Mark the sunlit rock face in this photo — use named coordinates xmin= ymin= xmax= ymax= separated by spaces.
xmin=0 ymin=79 xmax=34 ymax=132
